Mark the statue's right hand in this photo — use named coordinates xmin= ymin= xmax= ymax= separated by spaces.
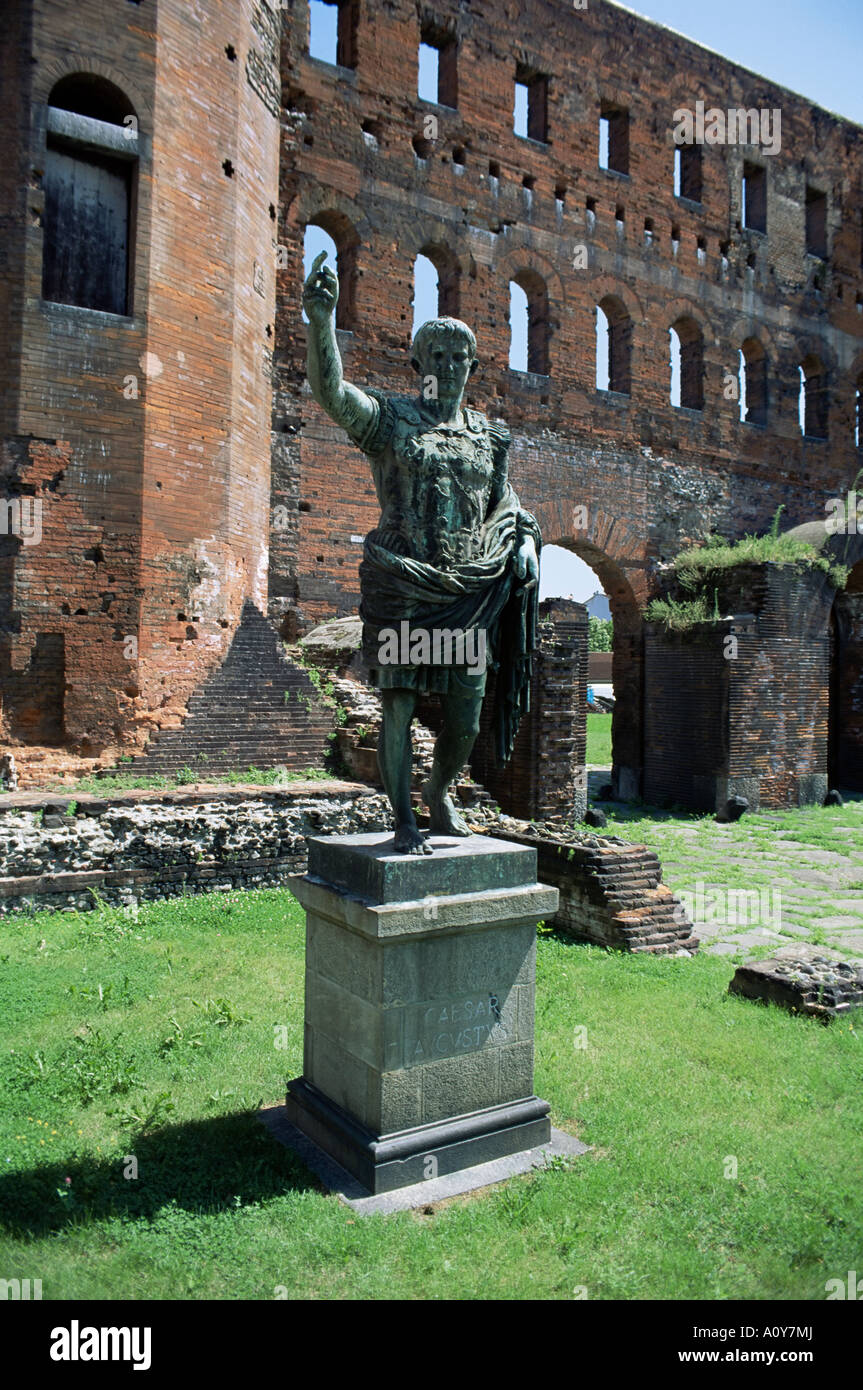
xmin=303 ymin=250 xmax=339 ymax=322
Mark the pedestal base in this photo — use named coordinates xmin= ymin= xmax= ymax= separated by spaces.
xmin=285 ymin=1077 xmax=551 ymax=1194
xmin=282 ymin=832 xmax=559 ymax=1196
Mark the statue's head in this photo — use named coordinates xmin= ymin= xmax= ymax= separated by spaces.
xmin=411 ymin=317 xmax=478 ymax=400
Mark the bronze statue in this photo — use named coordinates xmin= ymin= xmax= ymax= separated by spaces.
xmin=303 ymin=251 xmax=541 ymax=854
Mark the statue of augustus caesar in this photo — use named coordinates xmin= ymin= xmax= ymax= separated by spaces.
xmin=303 ymin=251 xmax=542 ymax=855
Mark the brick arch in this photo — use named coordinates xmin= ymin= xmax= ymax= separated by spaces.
xmin=398 ymin=219 xmax=473 ymax=280
xmin=728 ymin=317 xmax=774 ymax=353
xmin=794 ymin=335 xmax=837 ymax=375
xmin=35 ymin=57 xmax=153 ymax=126
xmin=410 ymin=237 xmax=467 ymax=322
xmin=504 ymin=262 xmax=552 ymax=376
xmin=589 ymin=275 xmax=645 ymax=326
xmin=299 ymin=201 xmax=367 ymax=330
xmin=665 ymin=296 xmax=716 ymax=343
xmin=494 ymin=246 xmax=565 ymax=308
xmin=296 ymin=189 xmax=371 ymax=246
xmin=536 ymin=502 xmax=650 ymax=616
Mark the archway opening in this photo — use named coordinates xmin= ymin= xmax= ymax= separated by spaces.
xmin=542 ymin=537 xmax=642 ymax=804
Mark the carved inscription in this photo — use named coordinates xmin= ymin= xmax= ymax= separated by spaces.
xmin=401 ymin=992 xmax=508 ymax=1069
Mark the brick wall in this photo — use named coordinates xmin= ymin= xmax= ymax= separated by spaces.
xmin=271 ymin=0 xmax=863 ymax=797
xmin=644 ymin=563 xmax=836 ymax=811
xmin=0 ymin=0 xmax=280 ymax=753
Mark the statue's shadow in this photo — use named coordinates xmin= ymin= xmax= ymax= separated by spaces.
xmin=0 ymin=1109 xmax=319 ymax=1238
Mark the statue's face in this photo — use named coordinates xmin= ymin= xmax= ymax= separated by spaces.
xmin=416 ymin=335 xmax=474 ymax=403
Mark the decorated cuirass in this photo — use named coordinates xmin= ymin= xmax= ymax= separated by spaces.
xmin=352 ymin=391 xmax=510 ymax=568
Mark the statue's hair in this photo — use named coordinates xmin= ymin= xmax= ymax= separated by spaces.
xmin=411 ymin=317 xmax=477 ymax=368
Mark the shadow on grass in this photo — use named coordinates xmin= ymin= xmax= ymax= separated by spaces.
xmin=0 ymin=1108 xmax=319 ymax=1238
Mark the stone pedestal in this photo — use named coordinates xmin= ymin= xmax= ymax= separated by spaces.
xmin=285 ymin=832 xmax=558 ymax=1195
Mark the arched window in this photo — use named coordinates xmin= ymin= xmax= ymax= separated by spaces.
xmin=856 ymin=374 xmax=863 ymax=451
xmin=799 ymin=355 xmax=828 ymax=439
xmin=509 ymin=270 xmax=549 ymax=375
xmin=412 ymin=245 xmax=459 ymax=336
xmin=42 ymin=75 xmax=139 ymax=316
xmin=596 ymin=295 xmax=631 ymax=395
xmin=669 ymin=317 xmax=703 ymax=410
xmin=303 ymin=212 xmax=358 ymax=330
xmin=739 ymin=338 xmax=767 ymax=426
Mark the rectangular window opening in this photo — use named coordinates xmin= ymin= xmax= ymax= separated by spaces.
xmin=742 ymin=161 xmax=767 ymax=233
xmin=675 ymin=143 xmax=702 ymax=202
xmin=806 ymin=185 xmax=827 ymax=258
xmin=599 ymin=105 xmax=629 ymax=175
xmin=309 ymin=0 xmax=357 ymax=70
xmin=515 ymin=65 xmax=548 ymax=143
xmin=420 ymin=22 xmax=457 ymax=107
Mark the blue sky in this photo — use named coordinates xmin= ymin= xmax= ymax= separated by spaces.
xmin=620 ymin=0 xmax=863 ymax=126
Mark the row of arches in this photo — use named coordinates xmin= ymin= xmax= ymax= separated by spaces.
xmin=303 ymin=220 xmax=861 ymax=440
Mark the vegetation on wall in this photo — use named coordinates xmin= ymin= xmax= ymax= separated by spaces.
xmin=647 ymin=509 xmax=849 ymax=630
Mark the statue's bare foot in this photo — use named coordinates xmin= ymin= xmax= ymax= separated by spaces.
xmin=394 ymin=821 xmax=433 ymax=855
xmin=422 ymin=779 xmax=472 ymax=837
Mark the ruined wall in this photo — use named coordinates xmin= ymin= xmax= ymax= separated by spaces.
xmin=271 ymin=0 xmax=863 ymax=794
xmin=0 ymin=0 xmax=280 ymax=753
xmin=644 ymin=563 xmax=836 ymax=811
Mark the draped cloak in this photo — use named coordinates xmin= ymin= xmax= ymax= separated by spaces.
xmin=347 ymin=389 xmax=541 ymax=766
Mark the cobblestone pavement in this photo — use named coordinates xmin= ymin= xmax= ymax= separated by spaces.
xmin=587 ymin=769 xmax=863 ymax=959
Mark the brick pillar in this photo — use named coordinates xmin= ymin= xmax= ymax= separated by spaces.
xmin=833 ymin=591 xmax=863 ymax=790
xmin=471 ymin=598 xmax=587 ymax=820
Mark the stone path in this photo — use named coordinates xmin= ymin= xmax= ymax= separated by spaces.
xmin=587 ymin=768 xmax=863 ymax=958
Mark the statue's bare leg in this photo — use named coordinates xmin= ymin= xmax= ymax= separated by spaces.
xmin=422 ymin=676 xmax=485 ymax=837
xmin=378 ymin=688 xmax=431 ymax=855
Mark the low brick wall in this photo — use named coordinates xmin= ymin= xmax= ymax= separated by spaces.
xmin=479 ymin=819 xmax=698 ymax=955
xmin=0 ymin=782 xmax=392 ymax=916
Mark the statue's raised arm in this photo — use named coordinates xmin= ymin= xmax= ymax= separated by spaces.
xmin=303 ymin=251 xmax=377 ymax=442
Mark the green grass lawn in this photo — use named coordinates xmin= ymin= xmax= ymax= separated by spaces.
xmin=1 ymin=878 xmax=860 ymax=1300
xmin=586 ymin=711 xmax=612 ymax=766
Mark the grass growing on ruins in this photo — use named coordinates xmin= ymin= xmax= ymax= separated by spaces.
xmin=59 ymin=765 xmax=340 ymax=795
xmin=601 ymin=796 xmax=863 ymax=958
xmin=0 ymin=854 xmax=861 ymax=1301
